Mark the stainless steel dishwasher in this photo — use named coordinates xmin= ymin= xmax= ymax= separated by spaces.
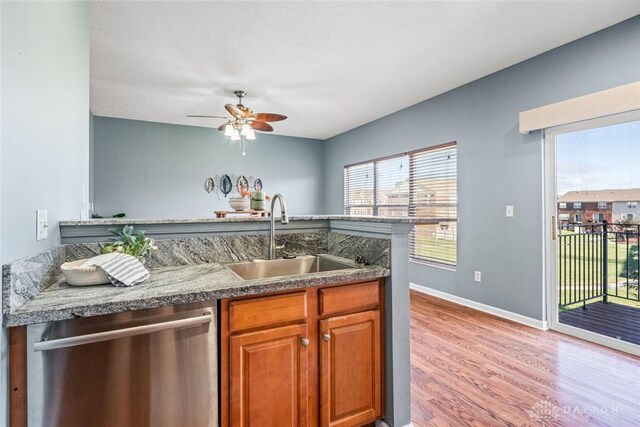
xmin=26 ymin=301 xmax=218 ymax=427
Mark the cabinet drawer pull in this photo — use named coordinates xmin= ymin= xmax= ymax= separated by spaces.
xmin=301 ymin=337 xmax=310 ymax=346
xmin=322 ymin=333 xmax=331 ymax=342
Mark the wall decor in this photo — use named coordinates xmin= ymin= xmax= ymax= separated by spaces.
xmin=204 ymin=174 xmax=265 ymax=199
xmin=237 ymin=175 xmax=249 ymax=192
xmin=220 ymin=174 xmax=233 ymax=197
xmin=204 ymin=177 xmax=215 ymax=193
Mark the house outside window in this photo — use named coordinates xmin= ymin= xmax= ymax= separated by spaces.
xmin=558 ymin=202 xmax=567 ymax=209
xmin=344 ymin=142 xmax=457 ymax=265
xmin=628 ymin=202 xmax=637 ymax=208
xmin=598 ymin=202 xmax=607 ymax=209
xmin=573 ymin=202 xmax=582 ymax=209
xmin=622 ymin=213 xmax=635 ymax=221
xmin=593 ymin=213 xmax=605 ymax=222
xmin=575 ymin=214 xmax=583 ymax=222
xmin=559 ymin=213 xmax=570 ymax=221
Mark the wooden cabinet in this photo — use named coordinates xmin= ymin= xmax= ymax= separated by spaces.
xmin=320 ymin=311 xmax=381 ymax=427
xmin=229 ymin=324 xmax=309 ymax=427
xmin=221 ymin=280 xmax=384 ymax=427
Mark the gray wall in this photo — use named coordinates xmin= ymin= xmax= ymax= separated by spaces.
xmin=1 ymin=2 xmax=89 ymax=426
xmin=1 ymin=1 xmax=90 ymax=264
xmin=324 ymin=16 xmax=640 ymax=321
xmin=0 ymin=4 xmax=4 ymax=426
xmin=93 ymin=117 xmax=325 ymax=218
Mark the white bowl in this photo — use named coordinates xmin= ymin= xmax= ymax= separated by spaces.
xmin=228 ymin=197 xmax=250 ymax=211
xmin=61 ymin=259 xmax=111 ymax=286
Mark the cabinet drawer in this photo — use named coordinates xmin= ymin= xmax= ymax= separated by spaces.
xmin=228 ymin=291 xmax=308 ymax=333
xmin=319 ymin=281 xmax=380 ymax=316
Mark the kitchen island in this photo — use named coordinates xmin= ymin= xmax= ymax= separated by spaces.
xmin=4 ymin=216 xmax=440 ymax=427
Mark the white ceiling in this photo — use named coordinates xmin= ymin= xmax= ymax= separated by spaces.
xmin=91 ymin=1 xmax=640 ymax=140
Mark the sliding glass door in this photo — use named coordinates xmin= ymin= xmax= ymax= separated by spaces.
xmin=545 ymin=111 xmax=640 ymax=355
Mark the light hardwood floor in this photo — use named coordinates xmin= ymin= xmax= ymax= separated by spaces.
xmin=410 ymin=291 xmax=640 ymax=427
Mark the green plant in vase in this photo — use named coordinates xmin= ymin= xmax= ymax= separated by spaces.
xmin=101 ymin=225 xmax=158 ymax=264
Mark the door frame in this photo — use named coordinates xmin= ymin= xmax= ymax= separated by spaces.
xmin=543 ymin=110 xmax=640 ymax=356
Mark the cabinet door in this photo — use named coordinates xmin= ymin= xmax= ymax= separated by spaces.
xmin=320 ymin=310 xmax=381 ymax=427
xmin=230 ymin=323 xmax=309 ymax=427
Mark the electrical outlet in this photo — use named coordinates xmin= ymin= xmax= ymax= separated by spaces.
xmin=36 ymin=210 xmax=48 ymax=241
xmin=506 ymin=205 xmax=514 ymax=217
xmin=474 ymin=271 xmax=481 ymax=283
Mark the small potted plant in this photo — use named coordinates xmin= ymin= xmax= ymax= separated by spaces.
xmin=101 ymin=225 xmax=158 ymax=264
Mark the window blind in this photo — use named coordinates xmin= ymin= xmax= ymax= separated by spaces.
xmin=344 ymin=142 xmax=458 ymax=265
xmin=344 ymin=162 xmax=374 ymax=215
xmin=409 ymin=144 xmax=457 ymax=265
xmin=376 ymin=155 xmax=409 ymax=217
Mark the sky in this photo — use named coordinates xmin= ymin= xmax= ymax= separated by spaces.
xmin=556 ymin=119 xmax=640 ymax=196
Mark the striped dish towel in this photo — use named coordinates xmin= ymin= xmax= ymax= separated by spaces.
xmin=84 ymin=253 xmax=150 ymax=287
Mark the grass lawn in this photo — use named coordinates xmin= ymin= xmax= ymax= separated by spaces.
xmin=557 ymin=231 xmax=631 ymax=285
xmin=414 ymin=237 xmax=456 ymax=264
xmin=558 ymin=230 xmax=640 ymax=307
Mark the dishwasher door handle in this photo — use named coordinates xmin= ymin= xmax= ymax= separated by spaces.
xmin=34 ymin=310 xmax=213 ymax=352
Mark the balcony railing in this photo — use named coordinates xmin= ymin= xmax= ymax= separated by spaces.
xmin=558 ymin=221 xmax=640 ymax=308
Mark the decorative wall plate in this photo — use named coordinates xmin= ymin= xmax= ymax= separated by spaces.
xmin=221 ymin=174 xmax=233 ymax=197
xmin=237 ymin=175 xmax=249 ymax=191
xmin=204 ymin=177 xmax=215 ymax=193
xmin=254 ymin=178 xmax=263 ymax=191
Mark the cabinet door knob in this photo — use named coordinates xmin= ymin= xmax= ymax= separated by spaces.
xmin=301 ymin=337 xmax=310 ymax=346
xmin=322 ymin=333 xmax=331 ymax=342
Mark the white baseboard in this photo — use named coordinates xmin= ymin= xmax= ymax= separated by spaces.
xmin=375 ymin=422 xmax=413 ymax=427
xmin=410 ymin=283 xmax=549 ymax=330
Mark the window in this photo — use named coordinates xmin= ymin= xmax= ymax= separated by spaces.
xmin=575 ymin=214 xmax=583 ymax=222
xmin=558 ymin=202 xmax=567 ymax=209
xmin=621 ymin=213 xmax=635 ymax=221
xmin=573 ymin=202 xmax=582 ymax=209
xmin=627 ymin=202 xmax=637 ymax=208
xmin=344 ymin=163 xmax=374 ymax=215
xmin=344 ymin=142 xmax=457 ymax=265
xmin=559 ymin=213 xmax=570 ymax=221
xmin=593 ymin=213 xmax=605 ymax=222
xmin=598 ymin=202 xmax=607 ymax=209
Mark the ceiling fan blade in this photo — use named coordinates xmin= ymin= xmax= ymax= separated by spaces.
xmin=251 ymin=113 xmax=288 ymax=122
xmin=225 ymin=104 xmax=244 ymax=117
xmin=187 ymin=115 xmax=230 ymax=119
xmin=251 ymin=121 xmax=274 ymax=132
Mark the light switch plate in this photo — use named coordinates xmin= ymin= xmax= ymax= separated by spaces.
xmin=506 ymin=205 xmax=514 ymax=217
xmin=474 ymin=271 xmax=481 ymax=282
xmin=36 ymin=209 xmax=48 ymax=241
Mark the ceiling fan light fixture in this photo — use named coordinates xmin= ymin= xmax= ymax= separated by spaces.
xmin=188 ymin=90 xmax=286 ymax=155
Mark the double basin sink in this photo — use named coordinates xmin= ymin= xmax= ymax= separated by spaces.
xmin=224 ymin=255 xmax=355 ymax=281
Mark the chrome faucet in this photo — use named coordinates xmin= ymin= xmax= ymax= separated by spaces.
xmin=269 ymin=193 xmax=289 ymax=259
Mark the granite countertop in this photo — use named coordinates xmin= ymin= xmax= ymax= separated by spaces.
xmin=4 ymin=255 xmax=389 ymax=327
xmin=59 ymin=215 xmax=452 ymax=226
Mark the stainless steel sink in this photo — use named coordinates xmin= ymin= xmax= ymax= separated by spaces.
xmin=224 ymin=255 xmax=355 ymax=281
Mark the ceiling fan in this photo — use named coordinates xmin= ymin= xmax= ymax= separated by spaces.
xmin=187 ymin=90 xmax=287 ymax=155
